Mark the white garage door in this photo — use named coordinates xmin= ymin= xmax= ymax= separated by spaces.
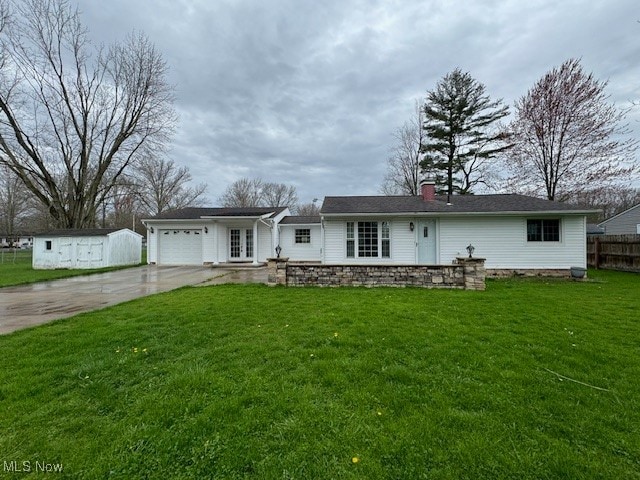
xmin=158 ymin=229 xmax=203 ymax=265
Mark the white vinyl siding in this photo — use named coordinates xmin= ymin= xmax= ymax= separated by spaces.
xmin=257 ymin=222 xmax=273 ymax=261
xmin=323 ymin=218 xmax=415 ymax=264
xmin=439 ymin=215 xmax=586 ymax=269
xmin=147 ymin=220 xmax=275 ymax=265
xmin=295 ymin=229 xmax=311 ymax=244
xmin=147 ymin=228 xmax=157 ymax=263
xmin=279 ymin=224 xmax=321 ymax=261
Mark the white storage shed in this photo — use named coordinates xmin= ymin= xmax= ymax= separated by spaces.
xmin=33 ymin=228 xmax=142 ymax=269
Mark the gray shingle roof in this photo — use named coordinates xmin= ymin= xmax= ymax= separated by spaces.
xmin=35 ymin=228 xmax=123 ymax=237
xmin=279 ymin=216 xmax=321 ymax=225
xmin=320 ymin=194 xmax=595 ymax=215
xmin=149 ymin=206 xmax=287 ymax=220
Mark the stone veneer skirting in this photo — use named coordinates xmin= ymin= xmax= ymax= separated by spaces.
xmin=267 ymin=257 xmax=486 ymax=290
xmin=486 ymin=268 xmax=572 ymax=278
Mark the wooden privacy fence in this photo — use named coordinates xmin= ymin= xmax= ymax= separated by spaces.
xmin=587 ymin=235 xmax=640 ymax=272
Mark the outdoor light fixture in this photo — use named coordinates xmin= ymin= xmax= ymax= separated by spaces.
xmin=466 ymin=244 xmax=475 ymax=258
xmin=150 ymin=227 xmax=154 ymax=233
xmin=275 ymin=245 xmax=282 ymax=258
xmin=204 ymin=226 xmax=208 ymax=234
xmin=409 ymin=222 xmax=415 ymax=232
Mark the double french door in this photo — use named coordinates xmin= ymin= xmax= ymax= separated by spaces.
xmin=229 ymin=228 xmax=254 ymax=261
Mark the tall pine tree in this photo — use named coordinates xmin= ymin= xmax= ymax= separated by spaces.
xmin=421 ymin=69 xmax=510 ymax=198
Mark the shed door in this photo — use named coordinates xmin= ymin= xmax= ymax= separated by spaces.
xmin=158 ymin=229 xmax=203 ymax=265
xmin=417 ymin=220 xmax=437 ymax=264
xmin=76 ymin=239 xmax=104 ymax=268
xmin=58 ymin=240 xmax=73 ymax=267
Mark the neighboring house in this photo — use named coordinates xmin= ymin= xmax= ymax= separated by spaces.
xmin=33 ymin=228 xmax=142 ymax=269
xmin=598 ymin=203 xmax=640 ymax=235
xmin=587 ymin=224 xmax=605 ymax=235
xmin=142 ymin=207 xmax=290 ymax=266
xmin=0 ymin=233 xmax=34 ymax=248
xmin=144 ymin=181 xmax=595 ymax=274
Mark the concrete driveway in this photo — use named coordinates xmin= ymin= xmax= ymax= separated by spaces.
xmin=0 ymin=265 xmax=267 ymax=335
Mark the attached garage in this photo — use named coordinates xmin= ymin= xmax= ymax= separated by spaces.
xmin=158 ymin=229 xmax=203 ymax=265
xmin=143 ymin=206 xmax=291 ymax=266
xmin=33 ymin=228 xmax=142 ymax=270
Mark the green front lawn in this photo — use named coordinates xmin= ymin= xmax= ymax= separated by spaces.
xmin=0 ymin=249 xmax=146 ymax=287
xmin=1 ymin=270 xmax=639 ymax=479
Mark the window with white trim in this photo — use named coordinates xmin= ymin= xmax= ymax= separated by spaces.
xmin=346 ymin=221 xmax=391 ymax=258
xmin=527 ymin=219 xmax=560 ymax=242
xmin=295 ymin=228 xmax=311 ymax=244
xmin=381 ymin=221 xmax=390 ymax=258
xmin=346 ymin=222 xmax=355 ymax=258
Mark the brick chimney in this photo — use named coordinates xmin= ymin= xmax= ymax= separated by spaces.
xmin=420 ymin=178 xmax=436 ymax=201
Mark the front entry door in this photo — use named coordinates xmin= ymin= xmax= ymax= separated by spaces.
xmin=417 ymin=220 xmax=436 ymax=264
xmin=229 ymin=228 xmax=254 ymax=261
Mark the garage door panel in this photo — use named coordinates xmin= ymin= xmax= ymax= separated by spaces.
xmin=158 ymin=229 xmax=203 ymax=265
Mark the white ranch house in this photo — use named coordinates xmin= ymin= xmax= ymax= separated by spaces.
xmin=143 ymin=207 xmax=289 ymax=265
xmin=33 ymin=228 xmax=142 ymax=269
xmin=144 ymin=181 xmax=595 ymax=275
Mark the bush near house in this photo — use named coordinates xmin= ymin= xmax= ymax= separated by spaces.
xmin=0 ymin=271 xmax=638 ymax=479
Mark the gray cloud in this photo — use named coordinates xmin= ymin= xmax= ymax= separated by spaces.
xmin=80 ymin=0 xmax=640 ymax=203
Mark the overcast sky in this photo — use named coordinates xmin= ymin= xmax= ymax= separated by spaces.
xmin=80 ymin=0 xmax=640 ymax=205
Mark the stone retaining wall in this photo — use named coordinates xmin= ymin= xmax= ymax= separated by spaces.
xmin=267 ymin=257 xmax=486 ymax=290
xmin=486 ymin=268 xmax=571 ymax=278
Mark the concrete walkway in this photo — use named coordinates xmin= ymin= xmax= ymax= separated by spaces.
xmin=0 ymin=265 xmax=267 ymax=335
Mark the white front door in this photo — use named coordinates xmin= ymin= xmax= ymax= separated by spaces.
xmin=229 ymin=228 xmax=254 ymax=261
xmin=417 ymin=220 xmax=437 ymax=264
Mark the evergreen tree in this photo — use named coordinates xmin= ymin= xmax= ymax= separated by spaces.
xmin=421 ymin=69 xmax=510 ymax=198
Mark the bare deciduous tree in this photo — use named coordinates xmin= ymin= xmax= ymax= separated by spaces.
xmin=218 ymin=177 xmax=299 ymax=209
xmin=0 ymin=0 xmax=176 ymax=228
xmin=218 ymin=178 xmax=265 ymax=208
xmin=0 ymin=164 xmax=33 ymax=234
xmin=262 ymin=182 xmax=298 ymax=208
xmin=381 ymin=101 xmax=424 ymax=195
xmin=506 ymin=58 xmax=638 ymax=201
xmin=296 ymin=200 xmax=320 ymax=216
xmin=135 ymin=157 xmax=206 ymax=215
xmin=567 ymin=186 xmax=640 ymax=223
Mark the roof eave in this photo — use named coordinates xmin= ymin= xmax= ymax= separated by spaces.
xmin=321 ymin=209 xmax=598 ymax=217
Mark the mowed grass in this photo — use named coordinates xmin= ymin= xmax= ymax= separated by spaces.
xmin=0 ymin=249 xmax=146 ymax=287
xmin=1 ymin=270 xmax=639 ymax=479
